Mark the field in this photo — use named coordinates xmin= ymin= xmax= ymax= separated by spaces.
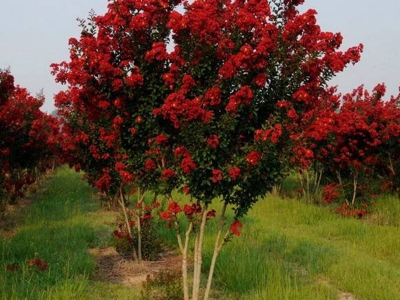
xmin=1 ymin=166 xmax=400 ymax=300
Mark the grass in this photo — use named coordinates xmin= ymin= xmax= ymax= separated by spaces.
xmin=0 ymin=166 xmax=138 ymax=300
xmin=203 ymin=195 xmax=400 ymax=299
xmin=1 ymin=167 xmax=400 ymax=299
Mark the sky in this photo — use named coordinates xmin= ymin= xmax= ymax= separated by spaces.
xmin=1 ymin=0 xmax=399 ymax=113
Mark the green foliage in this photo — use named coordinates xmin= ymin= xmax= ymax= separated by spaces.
xmin=140 ymin=269 xmax=183 ymax=300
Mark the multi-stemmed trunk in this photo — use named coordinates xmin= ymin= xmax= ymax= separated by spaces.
xmin=176 ymin=201 xmax=230 ymax=300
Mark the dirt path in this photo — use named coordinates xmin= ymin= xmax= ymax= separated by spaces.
xmin=318 ymin=277 xmax=358 ymax=300
xmin=89 ymin=246 xmax=181 ymax=286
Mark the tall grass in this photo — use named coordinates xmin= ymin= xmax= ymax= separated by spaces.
xmin=0 ymin=167 xmax=113 ymax=300
xmin=1 ymin=167 xmax=399 ymax=299
xmin=203 ymin=194 xmax=400 ymax=299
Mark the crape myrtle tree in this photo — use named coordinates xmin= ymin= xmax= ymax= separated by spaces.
xmin=154 ymin=1 xmax=362 ymax=298
xmin=52 ymin=1 xmax=181 ymax=260
xmin=52 ymin=0 xmax=362 ymax=298
xmin=283 ymin=86 xmax=340 ymax=202
xmin=0 ymin=69 xmax=61 ymax=213
xmin=318 ymin=85 xmax=400 ymax=210
xmin=292 ymin=83 xmax=400 ymax=213
xmin=378 ymin=90 xmax=400 ymax=195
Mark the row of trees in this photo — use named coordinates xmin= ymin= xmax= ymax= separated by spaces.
xmin=1 ymin=0 xmax=398 ymax=298
xmin=293 ymin=84 xmax=400 ymax=213
xmin=50 ymin=0 xmax=381 ymax=299
xmin=0 ymin=69 xmax=61 ymax=214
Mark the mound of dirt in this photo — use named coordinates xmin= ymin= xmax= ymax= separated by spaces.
xmin=89 ymin=247 xmax=182 ymax=286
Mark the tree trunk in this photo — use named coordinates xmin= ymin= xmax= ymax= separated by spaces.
xmin=204 ymin=202 xmax=229 ymax=300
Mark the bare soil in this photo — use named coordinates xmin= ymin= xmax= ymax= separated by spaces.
xmin=318 ymin=277 xmax=358 ymax=300
xmin=0 ymin=196 xmax=33 ymax=238
xmin=89 ymin=246 xmax=182 ymax=286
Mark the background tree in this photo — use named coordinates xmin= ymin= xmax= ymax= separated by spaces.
xmin=0 ymin=69 xmax=61 ymax=214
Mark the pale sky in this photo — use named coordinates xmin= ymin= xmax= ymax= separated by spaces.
xmin=1 ymin=1 xmax=399 ymax=113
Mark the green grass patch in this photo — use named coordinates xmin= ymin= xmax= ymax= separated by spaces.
xmin=204 ymin=195 xmax=400 ymax=299
xmin=0 ymin=166 xmax=117 ymax=300
xmin=1 ymin=167 xmax=400 ymax=299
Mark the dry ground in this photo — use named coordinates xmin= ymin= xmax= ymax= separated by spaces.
xmin=89 ymin=246 xmax=181 ymax=286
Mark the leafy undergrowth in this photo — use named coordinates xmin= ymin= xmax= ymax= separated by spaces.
xmin=1 ymin=166 xmax=400 ymax=300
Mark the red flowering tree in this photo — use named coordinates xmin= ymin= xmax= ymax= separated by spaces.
xmin=375 ymin=91 xmax=400 ymax=195
xmin=292 ymin=82 xmax=400 ymax=217
xmin=52 ymin=0 xmax=182 ymax=260
xmin=319 ymin=85 xmax=400 ymax=207
xmin=0 ymin=69 xmax=61 ymax=212
xmin=281 ymin=86 xmax=341 ymax=201
xmin=52 ymin=0 xmax=362 ymax=298
xmin=152 ymin=0 xmax=362 ymax=297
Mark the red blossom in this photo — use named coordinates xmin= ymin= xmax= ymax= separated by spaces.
xmin=182 ymin=185 xmax=190 ymax=194
xmin=168 ymin=201 xmax=182 ymax=214
xmin=183 ymin=203 xmax=196 ymax=215
xmin=155 ymin=134 xmax=168 ymax=145
xmin=276 ymin=100 xmax=290 ymax=108
xmin=181 ymin=157 xmax=196 ymax=174
xmin=174 ymin=146 xmax=187 ymax=157
xmin=228 ymin=167 xmax=241 ymax=181
xmin=113 ymin=116 xmax=124 ymax=127
xmin=246 ymin=151 xmax=262 ymax=165
xmin=98 ymin=101 xmax=110 ymax=109
xmin=207 ymin=134 xmax=219 ymax=148
xmin=120 ymin=170 xmax=134 ymax=183
xmin=113 ymin=229 xmax=125 ymax=239
xmin=211 ymin=169 xmax=223 ymax=183
xmin=230 ymin=220 xmax=243 ymax=236
xmin=160 ymin=211 xmax=172 ymax=221
xmin=95 ymin=173 xmax=112 ymax=192
xmin=204 ymin=86 xmax=221 ymax=106
xmin=254 ymin=73 xmax=267 ymax=87
xmin=206 ymin=209 xmax=216 ymax=220
xmin=145 ymin=42 xmax=168 ymax=62
xmin=270 ymin=124 xmax=283 ymax=143
xmin=115 ymin=162 xmax=126 ymax=171
xmin=26 ymin=258 xmax=48 ymax=271
xmin=135 ymin=116 xmax=143 ymax=124
xmin=322 ymin=183 xmax=340 ymax=204
xmin=144 ymin=159 xmax=157 ymax=172
xmin=161 ymin=168 xmax=175 ymax=180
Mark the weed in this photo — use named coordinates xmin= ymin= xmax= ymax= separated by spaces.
xmin=141 ymin=269 xmax=183 ymax=300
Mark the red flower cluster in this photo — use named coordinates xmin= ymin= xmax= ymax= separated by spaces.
xmin=211 ymin=169 xmax=223 ymax=183
xmin=168 ymin=201 xmax=182 ymax=214
xmin=230 ymin=220 xmax=243 ymax=236
xmin=161 ymin=168 xmax=175 ymax=180
xmin=145 ymin=159 xmax=157 ymax=172
xmin=321 ymin=183 xmax=340 ymax=204
xmin=206 ymin=134 xmax=219 ymax=148
xmin=181 ymin=156 xmax=197 ymax=175
xmin=336 ymin=203 xmax=369 ymax=219
xmin=26 ymin=258 xmax=48 ymax=271
xmin=183 ymin=203 xmax=202 ymax=216
xmin=228 ymin=167 xmax=241 ymax=181
xmin=246 ymin=151 xmax=262 ymax=166
xmin=155 ymin=134 xmax=168 ymax=145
